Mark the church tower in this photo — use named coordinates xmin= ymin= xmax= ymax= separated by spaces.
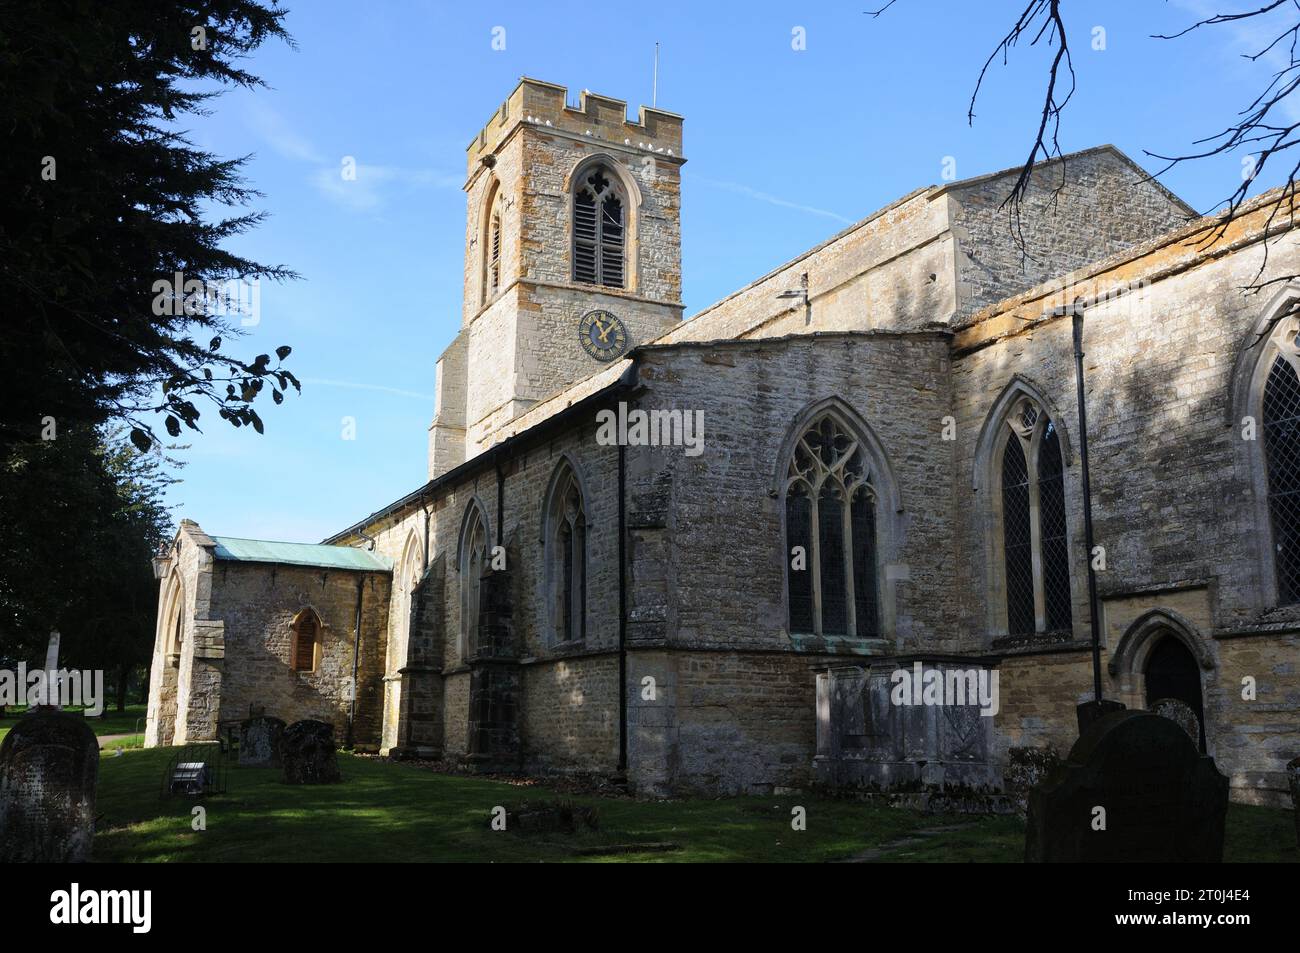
xmin=428 ymin=78 xmax=685 ymax=477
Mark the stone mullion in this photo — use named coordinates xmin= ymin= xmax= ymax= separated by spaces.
xmin=840 ymin=482 xmax=857 ymax=638
xmin=1027 ymin=424 xmax=1047 ymax=633
xmin=810 ymin=486 xmax=823 ymax=637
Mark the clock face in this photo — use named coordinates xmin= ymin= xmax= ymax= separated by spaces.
xmin=578 ymin=309 xmax=629 ymax=362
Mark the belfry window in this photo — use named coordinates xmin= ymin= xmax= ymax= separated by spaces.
xmin=1263 ymin=352 xmax=1300 ymax=603
xmin=998 ymin=399 xmax=1071 ymax=636
xmin=481 ymin=183 xmax=504 ymax=305
xmin=488 ymin=211 xmax=502 ymax=295
xmin=783 ymin=412 xmax=879 ymax=638
xmin=573 ymin=167 xmax=624 ymax=289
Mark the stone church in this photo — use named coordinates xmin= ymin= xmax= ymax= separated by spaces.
xmin=147 ymin=78 xmax=1300 ymax=806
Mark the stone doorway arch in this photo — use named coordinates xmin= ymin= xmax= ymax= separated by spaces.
xmin=1109 ymin=609 xmax=1214 ymax=754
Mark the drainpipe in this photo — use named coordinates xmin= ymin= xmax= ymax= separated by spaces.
xmin=346 ymin=575 xmax=364 ymax=749
xmin=1071 ymin=307 xmax=1106 ymax=712
xmin=495 ymin=458 xmax=504 ymax=548
xmin=617 ymin=440 xmax=628 ymax=775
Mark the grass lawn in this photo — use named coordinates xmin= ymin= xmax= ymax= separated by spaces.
xmin=0 ymin=704 xmax=148 ymax=745
xmin=90 ymin=748 xmax=1299 ymax=863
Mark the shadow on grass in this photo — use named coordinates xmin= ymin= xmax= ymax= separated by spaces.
xmin=90 ymin=749 xmax=1298 ymax=863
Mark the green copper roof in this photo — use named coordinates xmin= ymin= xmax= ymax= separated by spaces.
xmin=210 ymin=536 xmax=392 ymax=572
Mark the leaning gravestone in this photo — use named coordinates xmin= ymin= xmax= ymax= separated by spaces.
xmin=1026 ymin=709 xmax=1228 ymax=862
xmin=1005 ymin=746 xmax=1062 ymax=815
xmin=0 ymin=709 xmax=99 ymax=862
xmin=1287 ymin=756 xmax=1300 ymax=848
xmin=281 ymin=720 xmax=341 ymax=784
xmin=239 ymin=715 xmax=286 ymax=767
xmin=1150 ymin=697 xmax=1200 ymax=745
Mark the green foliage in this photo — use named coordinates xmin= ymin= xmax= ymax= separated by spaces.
xmin=0 ymin=0 xmax=298 ymax=453
xmin=0 ymin=427 xmax=176 ymax=684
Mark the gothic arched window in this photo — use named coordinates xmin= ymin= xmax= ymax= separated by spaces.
xmin=1262 ymin=352 xmax=1300 ymax=603
xmin=481 ymin=182 xmax=504 ymax=305
xmin=459 ymin=502 xmax=489 ymax=658
xmin=783 ymin=412 xmax=880 ymax=637
xmin=290 ymin=608 xmax=323 ymax=673
xmin=573 ymin=166 xmax=624 ymax=289
xmin=997 ymin=398 xmax=1072 ymax=636
xmin=489 ymin=210 xmax=502 ymax=295
xmin=544 ymin=461 xmax=587 ymax=645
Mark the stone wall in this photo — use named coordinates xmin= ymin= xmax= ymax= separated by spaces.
xmin=444 ymin=78 xmax=686 ymax=469
xmin=946 ymin=146 xmax=1193 ymax=317
xmin=145 ymin=521 xmax=225 ymax=747
xmin=952 ymin=193 xmax=1300 ymax=804
xmin=208 ymin=564 xmax=390 ymax=746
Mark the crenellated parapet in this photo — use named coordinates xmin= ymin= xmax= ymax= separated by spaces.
xmin=466 ymin=77 xmax=683 ymax=180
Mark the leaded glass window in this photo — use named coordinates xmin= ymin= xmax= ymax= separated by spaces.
xmin=783 ymin=413 xmax=880 ymax=637
xmin=546 ymin=463 xmax=588 ymax=644
xmin=999 ymin=398 xmax=1072 ymax=636
xmin=460 ymin=504 xmax=488 ymax=657
xmin=1263 ymin=353 xmax=1300 ymax=603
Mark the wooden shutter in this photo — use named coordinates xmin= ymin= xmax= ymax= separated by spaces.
xmin=489 ymin=213 xmax=501 ymax=293
xmin=573 ymin=189 xmax=598 ymax=284
xmin=599 ymin=195 xmax=624 ymax=289
xmin=293 ymin=616 xmax=317 ymax=672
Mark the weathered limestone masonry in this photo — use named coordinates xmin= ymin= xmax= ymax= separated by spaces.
xmin=653 ymin=145 xmax=1191 ymax=346
xmin=146 ymin=521 xmax=223 ymax=747
xmin=430 ymin=78 xmax=685 ymax=473
xmin=152 ymin=78 xmax=1300 ymax=806
xmin=146 ymin=522 xmax=392 ymax=749
xmin=950 ymin=189 xmax=1300 ymax=806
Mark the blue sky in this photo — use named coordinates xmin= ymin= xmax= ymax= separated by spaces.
xmin=171 ymin=0 xmax=1290 ymax=541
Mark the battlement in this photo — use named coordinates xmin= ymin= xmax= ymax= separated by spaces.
xmin=465 ymin=77 xmax=684 ymax=179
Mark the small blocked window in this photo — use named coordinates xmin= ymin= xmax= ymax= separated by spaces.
xmin=573 ymin=167 xmax=625 ymax=289
xmin=290 ymin=608 xmax=322 ymax=673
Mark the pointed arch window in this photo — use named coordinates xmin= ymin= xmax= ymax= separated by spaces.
xmin=573 ymin=167 xmax=624 ymax=289
xmin=489 ymin=211 xmax=502 ymax=295
xmin=1262 ymin=351 xmax=1300 ymax=603
xmin=544 ymin=462 xmax=587 ymax=645
xmin=459 ymin=503 xmax=489 ymax=658
xmin=481 ymin=183 xmax=504 ymax=305
xmin=290 ymin=608 xmax=323 ymax=673
xmin=998 ymin=398 xmax=1072 ymax=636
xmin=783 ymin=412 xmax=880 ymax=638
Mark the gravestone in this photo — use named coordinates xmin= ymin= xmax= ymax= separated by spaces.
xmin=1005 ymin=746 xmax=1062 ymax=814
xmin=0 ymin=708 xmax=99 ymax=862
xmin=281 ymin=720 xmax=341 ymax=784
xmin=1287 ymin=756 xmax=1300 ymax=848
xmin=1026 ymin=710 xmax=1228 ymax=862
xmin=1150 ymin=697 xmax=1200 ymax=744
xmin=239 ymin=716 xmax=286 ymax=767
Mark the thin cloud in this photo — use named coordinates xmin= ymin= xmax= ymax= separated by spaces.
xmin=303 ymin=377 xmax=435 ymax=401
xmin=246 ymin=103 xmax=460 ymax=211
xmin=694 ymin=175 xmax=856 ymax=224
xmin=311 ymin=162 xmax=462 ymax=212
xmin=247 ymin=101 xmax=326 ymax=163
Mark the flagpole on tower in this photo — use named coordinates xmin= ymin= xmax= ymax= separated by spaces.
xmin=653 ymin=42 xmax=659 ymax=107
